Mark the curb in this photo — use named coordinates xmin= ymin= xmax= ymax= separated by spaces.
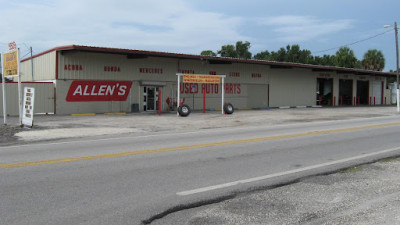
xmin=71 ymin=113 xmax=96 ymax=116
xmin=104 ymin=112 xmax=127 ymax=115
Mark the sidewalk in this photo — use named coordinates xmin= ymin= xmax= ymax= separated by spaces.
xmin=2 ymin=106 xmax=399 ymax=143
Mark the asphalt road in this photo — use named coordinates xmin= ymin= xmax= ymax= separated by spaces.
xmin=1 ymin=115 xmax=400 ymax=225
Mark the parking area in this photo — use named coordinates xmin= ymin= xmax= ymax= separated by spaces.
xmin=0 ymin=106 xmax=396 ymax=144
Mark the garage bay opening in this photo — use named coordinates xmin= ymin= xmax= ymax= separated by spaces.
xmin=357 ymin=80 xmax=369 ymax=105
xmin=339 ymin=79 xmax=353 ymax=106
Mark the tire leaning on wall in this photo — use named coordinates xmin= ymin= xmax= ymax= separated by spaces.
xmin=178 ymin=104 xmax=191 ymax=117
xmin=223 ymin=103 xmax=234 ymax=114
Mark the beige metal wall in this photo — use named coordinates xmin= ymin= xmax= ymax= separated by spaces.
xmin=55 ymin=52 xmax=273 ymax=113
xmin=20 ymin=51 xmax=56 ymax=81
xmin=0 ymin=82 xmax=55 ymax=116
xmin=58 ymin=52 xmax=177 ymax=82
xmin=269 ymin=69 xmax=316 ymax=107
xmin=19 ymin=50 xmax=391 ymax=114
xmin=56 ymin=80 xmax=134 ymax=114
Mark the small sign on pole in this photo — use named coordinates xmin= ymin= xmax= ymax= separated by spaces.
xmin=22 ymin=87 xmax=35 ymax=127
xmin=3 ymin=49 xmax=18 ymax=77
xmin=2 ymin=42 xmax=21 ymax=125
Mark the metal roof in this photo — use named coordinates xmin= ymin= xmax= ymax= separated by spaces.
xmin=22 ymin=45 xmax=395 ymax=77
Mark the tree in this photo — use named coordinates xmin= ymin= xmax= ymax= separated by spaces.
xmin=361 ymin=49 xmax=385 ymax=71
xmin=313 ymin=55 xmax=336 ymax=66
xmin=254 ymin=45 xmax=313 ymax=64
xmin=253 ymin=50 xmax=271 ymax=60
xmin=284 ymin=45 xmax=313 ymax=64
xmin=200 ymin=50 xmax=217 ymax=57
xmin=217 ymin=44 xmax=236 ymax=58
xmin=235 ymin=41 xmax=252 ymax=59
xmin=216 ymin=41 xmax=252 ymax=59
xmin=335 ymin=47 xmax=359 ymax=68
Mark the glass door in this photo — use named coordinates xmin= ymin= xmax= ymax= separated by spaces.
xmin=144 ymin=87 xmax=159 ymax=111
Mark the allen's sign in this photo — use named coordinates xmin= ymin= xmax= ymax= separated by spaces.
xmin=66 ymin=80 xmax=132 ymax=102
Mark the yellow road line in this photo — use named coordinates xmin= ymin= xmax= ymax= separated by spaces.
xmin=2 ymin=122 xmax=400 ymax=169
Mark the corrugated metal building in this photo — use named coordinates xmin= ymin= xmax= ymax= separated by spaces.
xmin=20 ymin=45 xmax=395 ymax=115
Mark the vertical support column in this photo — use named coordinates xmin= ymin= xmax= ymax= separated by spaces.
xmin=177 ymin=74 xmax=181 ymax=116
xmin=158 ymin=89 xmax=161 ymax=115
xmin=1 ymin=53 xmax=6 ymax=124
xmin=221 ymin=76 xmax=225 ymax=115
xmin=203 ymin=89 xmax=206 ymax=113
xmin=17 ymin=48 xmax=22 ymax=126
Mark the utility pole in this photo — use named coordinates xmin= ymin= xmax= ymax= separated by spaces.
xmin=30 ymin=46 xmax=34 ymax=81
xmin=395 ymin=22 xmax=399 ymax=112
xmin=1 ymin=53 xmax=6 ymax=124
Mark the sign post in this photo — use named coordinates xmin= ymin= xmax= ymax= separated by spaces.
xmin=1 ymin=54 xmax=5 ymax=124
xmin=2 ymin=42 xmax=20 ymax=124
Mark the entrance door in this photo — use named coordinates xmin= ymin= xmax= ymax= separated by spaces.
xmin=317 ymin=78 xmax=333 ymax=106
xmin=144 ymin=86 xmax=159 ymax=111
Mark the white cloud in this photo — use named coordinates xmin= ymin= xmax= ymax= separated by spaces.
xmin=258 ymin=15 xmax=354 ymax=43
xmin=0 ymin=0 xmax=247 ymax=55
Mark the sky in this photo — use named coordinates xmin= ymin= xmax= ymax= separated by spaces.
xmin=0 ymin=0 xmax=399 ymax=71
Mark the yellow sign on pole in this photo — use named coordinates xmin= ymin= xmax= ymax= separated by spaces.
xmin=182 ymin=74 xmax=221 ymax=84
xmin=3 ymin=50 xmax=18 ymax=77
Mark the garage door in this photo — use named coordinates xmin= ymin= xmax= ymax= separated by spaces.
xmin=372 ymin=81 xmax=383 ymax=105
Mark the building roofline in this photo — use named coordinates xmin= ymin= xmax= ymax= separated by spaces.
xmin=21 ymin=44 xmax=396 ymax=77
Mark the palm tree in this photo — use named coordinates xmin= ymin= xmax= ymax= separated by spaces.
xmin=361 ymin=49 xmax=385 ymax=71
xmin=335 ymin=47 xmax=359 ymax=68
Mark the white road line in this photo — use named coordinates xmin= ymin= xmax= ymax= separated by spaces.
xmin=176 ymin=146 xmax=400 ymax=196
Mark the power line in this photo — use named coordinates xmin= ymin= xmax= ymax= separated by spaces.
xmin=312 ymin=29 xmax=393 ymax=54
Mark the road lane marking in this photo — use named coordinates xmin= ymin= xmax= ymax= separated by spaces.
xmin=177 ymin=146 xmax=400 ymax=196
xmin=1 ymin=122 xmax=400 ymax=169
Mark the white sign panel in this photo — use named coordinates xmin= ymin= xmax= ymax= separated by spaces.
xmin=22 ymin=87 xmax=35 ymax=127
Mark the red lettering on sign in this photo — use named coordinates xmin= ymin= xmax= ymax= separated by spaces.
xmin=180 ymin=83 xmax=241 ymax=95
xmin=229 ymin=72 xmax=240 ymax=77
xmin=209 ymin=71 xmax=217 ymax=75
xmin=64 ymin=64 xmax=83 ymax=71
xmin=8 ymin=41 xmax=17 ymax=50
xmin=178 ymin=69 xmax=195 ymax=74
xmin=139 ymin=68 xmax=163 ymax=74
xmin=104 ymin=66 xmax=121 ymax=72
xmin=251 ymin=73 xmax=262 ymax=78
xmin=66 ymin=80 xmax=133 ymax=102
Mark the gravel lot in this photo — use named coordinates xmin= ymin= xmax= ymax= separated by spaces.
xmin=182 ymin=159 xmax=400 ymax=225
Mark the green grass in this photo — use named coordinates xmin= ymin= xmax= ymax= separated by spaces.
xmin=378 ymin=157 xmax=400 ymax=163
xmin=339 ymin=166 xmax=363 ymax=174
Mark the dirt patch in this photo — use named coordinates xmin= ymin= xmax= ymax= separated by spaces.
xmin=0 ymin=125 xmax=23 ymax=145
